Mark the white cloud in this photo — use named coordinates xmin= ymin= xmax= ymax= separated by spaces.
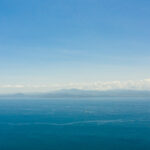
xmin=61 ymin=79 xmax=150 ymax=91
xmin=1 ymin=79 xmax=150 ymax=93
xmin=1 ymin=85 xmax=25 ymax=88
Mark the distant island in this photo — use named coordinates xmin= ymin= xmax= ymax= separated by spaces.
xmin=1 ymin=89 xmax=150 ymax=99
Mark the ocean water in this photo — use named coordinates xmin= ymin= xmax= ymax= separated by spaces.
xmin=0 ymin=97 xmax=150 ymax=150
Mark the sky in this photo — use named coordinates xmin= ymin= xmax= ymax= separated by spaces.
xmin=0 ymin=0 xmax=150 ymax=93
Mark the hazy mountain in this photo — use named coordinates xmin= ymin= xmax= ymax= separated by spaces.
xmin=0 ymin=89 xmax=150 ymax=99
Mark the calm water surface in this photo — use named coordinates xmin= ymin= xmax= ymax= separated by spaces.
xmin=0 ymin=97 xmax=150 ymax=150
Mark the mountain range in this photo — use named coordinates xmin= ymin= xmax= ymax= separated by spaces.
xmin=0 ymin=89 xmax=150 ymax=99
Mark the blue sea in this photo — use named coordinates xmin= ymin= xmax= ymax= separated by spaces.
xmin=0 ymin=97 xmax=150 ymax=150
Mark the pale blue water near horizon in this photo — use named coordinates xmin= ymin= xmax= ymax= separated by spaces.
xmin=0 ymin=97 xmax=150 ymax=150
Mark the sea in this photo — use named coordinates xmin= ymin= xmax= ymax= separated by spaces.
xmin=0 ymin=97 xmax=150 ymax=150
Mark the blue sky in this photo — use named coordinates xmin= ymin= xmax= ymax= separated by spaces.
xmin=0 ymin=0 xmax=150 ymax=93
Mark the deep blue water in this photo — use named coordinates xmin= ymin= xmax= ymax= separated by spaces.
xmin=0 ymin=97 xmax=150 ymax=150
